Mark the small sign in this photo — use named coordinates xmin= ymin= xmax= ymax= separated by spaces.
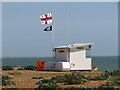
xmin=77 ymin=47 xmax=83 ymax=49
xmin=59 ymin=49 xmax=65 ymax=52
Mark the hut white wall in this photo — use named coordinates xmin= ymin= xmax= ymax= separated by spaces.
xmin=70 ymin=58 xmax=91 ymax=70
xmin=70 ymin=50 xmax=91 ymax=70
xmin=70 ymin=50 xmax=86 ymax=60
xmin=55 ymin=49 xmax=68 ymax=62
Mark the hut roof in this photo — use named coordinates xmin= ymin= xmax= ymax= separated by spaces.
xmin=54 ymin=43 xmax=93 ymax=49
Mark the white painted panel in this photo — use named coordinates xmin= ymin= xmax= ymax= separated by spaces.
xmin=61 ymin=62 xmax=70 ymax=71
xmin=70 ymin=58 xmax=91 ymax=70
xmin=70 ymin=50 xmax=86 ymax=62
xmin=70 ymin=50 xmax=91 ymax=70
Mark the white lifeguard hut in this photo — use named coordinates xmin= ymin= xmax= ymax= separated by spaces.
xmin=39 ymin=12 xmax=93 ymax=71
xmin=44 ymin=43 xmax=93 ymax=71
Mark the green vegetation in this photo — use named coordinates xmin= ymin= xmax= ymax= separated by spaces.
xmin=36 ymin=70 xmax=120 ymax=89
xmin=97 ymin=71 xmax=120 ymax=89
xmin=86 ymin=73 xmax=109 ymax=81
xmin=17 ymin=66 xmax=36 ymax=70
xmin=24 ymin=66 xmax=36 ymax=70
xmin=98 ymin=71 xmax=120 ymax=89
xmin=2 ymin=66 xmax=14 ymax=70
xmin=51 ymin=73 xmax=86 ymax=85
xmin=36 ymin=79 xmax=59 ymax=89
xmin=2 ymin=75 xmax=16 ymax=86
xmin=2 ymin=66 xmax=120 ymax=89
xmin=51 ymin=75 xmax=66 ymax=83
xmin=2 ymin=66 xmax=36 ymax=70
xmin=36 ymin=73 xmax=86 ymax=89
xmin=98 ymin=82 xmax=118 ymax=89
xmin=106 ymin=70 xmax=120 ymax=76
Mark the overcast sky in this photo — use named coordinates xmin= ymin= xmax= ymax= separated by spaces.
xmin=2 ymin=2 xmax=118 ymax=57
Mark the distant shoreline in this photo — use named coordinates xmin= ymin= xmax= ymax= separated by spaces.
xmin=1 ymin=55 xmax=119 ymax=58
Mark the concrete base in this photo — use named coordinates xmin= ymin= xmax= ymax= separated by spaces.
xmin=44 ymin=62 xmax=70 ymax=71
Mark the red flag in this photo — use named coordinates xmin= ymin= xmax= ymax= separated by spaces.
xmin=40 ymin=12 xmax=52 ymax=24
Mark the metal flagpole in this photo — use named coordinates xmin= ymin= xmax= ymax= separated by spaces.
xmin=66 ymin=8 xmax=68 ymax=47
xmin=51 ymin=12 xmax=55 ymax=58
xmin=65 ymin=8 xmax=69 ymax=62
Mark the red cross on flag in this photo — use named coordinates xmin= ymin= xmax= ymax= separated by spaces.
xmin=40 ymin=12 xmax=52 ymax=24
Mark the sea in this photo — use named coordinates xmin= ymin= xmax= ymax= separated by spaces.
xmin=1 ymin=56 xmax=119 ymax=72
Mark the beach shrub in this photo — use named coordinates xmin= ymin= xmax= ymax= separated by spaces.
xmin=2 ymin=75 xmax=11 ymax=80
xmin=98 ymin=80 xmax=120 ymax=90
xmin=98 ymin=84 xmax=114 ymax=89
xmin=86 ymin=73 xmax=109 ymax=81
xmin=17 ymin=66 xmax=37 ymax=70
xmin=106 ymin=70 xmax=120 ymax=76
xmin=109 ymin=81 xmax=120 ymax=86
xmin=24 ymin=66 xmax=36 ymax=70
xmin=51 ymin=76 xmax=66 ymax=83
xmin=2 ymin=75 xmax=16 ymax=86
xmin=36 ymin=79 xmax=59 ymax=89
xmin=51 ymin=73 xmax=86 ymax=85
xmin=64 ymin=73 xmax=86 ymax=85
xmin=100 ymin=73 xmax=109 ymax=80
xmin=86 ymin=76 xmax=92 ymax=81
xmin=2 ymin=66 xmax=14 ymax=70
xmin=105 ymin=81 xmax=120 ymax=87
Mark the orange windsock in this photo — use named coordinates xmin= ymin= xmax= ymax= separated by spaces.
xmin=93 ymin=65 xmax=98 ymax=71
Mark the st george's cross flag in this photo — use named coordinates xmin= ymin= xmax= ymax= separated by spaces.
xmin=40 ymin=12 xmax=52 ymax=24
xmin=44 ymin=26 xmax=52 ymax=31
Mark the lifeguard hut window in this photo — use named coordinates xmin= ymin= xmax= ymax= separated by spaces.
xmin=86 ymin=49 xmax=91 ymax=58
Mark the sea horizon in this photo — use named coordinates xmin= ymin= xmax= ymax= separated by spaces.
xmin=1 ymin=56 xmax=118 ymax=72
